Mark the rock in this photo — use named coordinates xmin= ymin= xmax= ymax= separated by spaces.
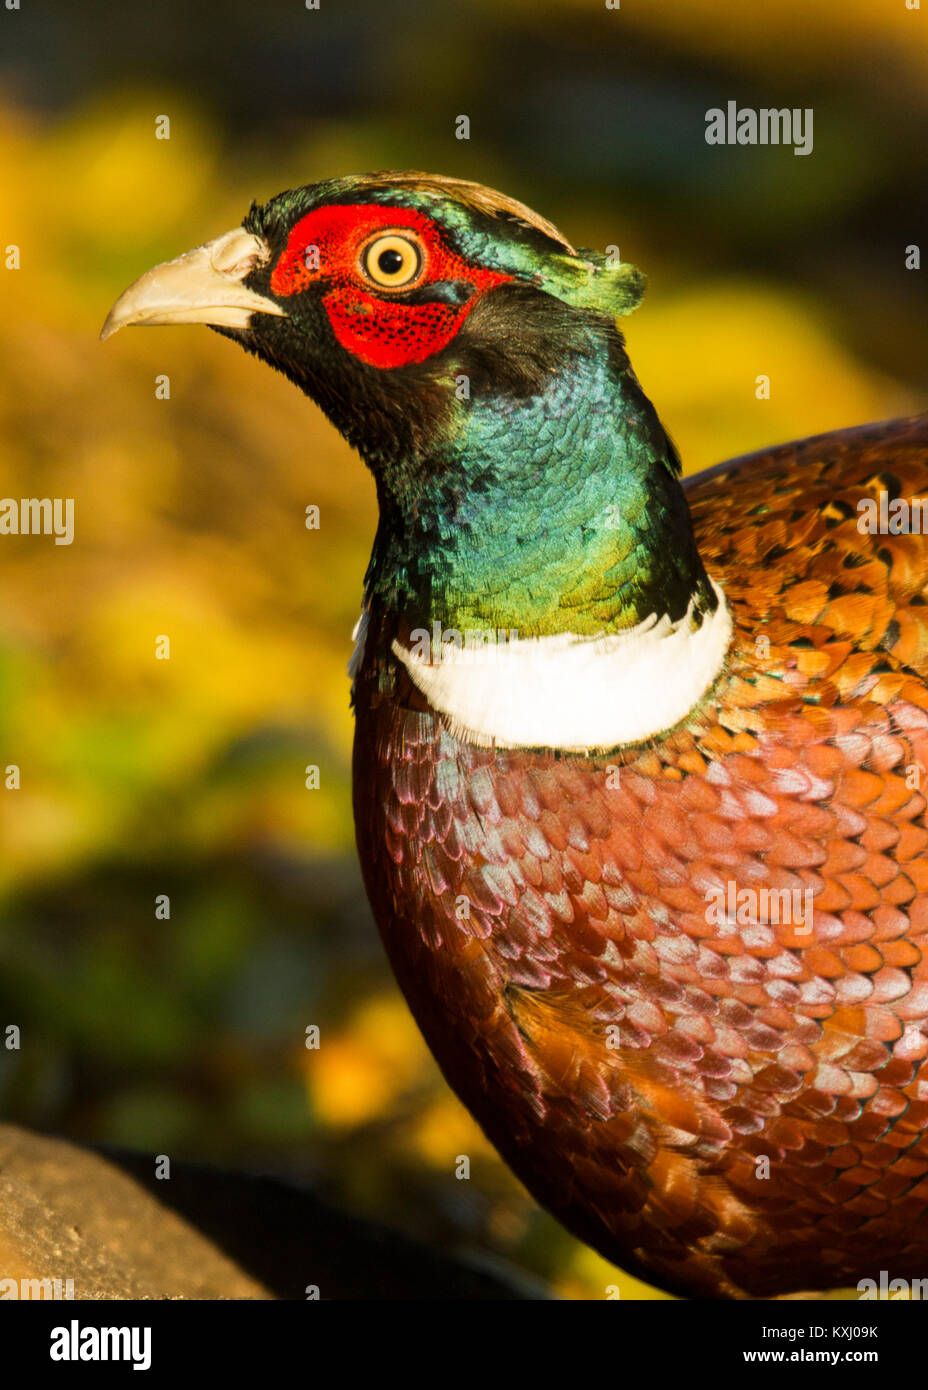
xmin=0 ymin=1124 xmax=543 ymax=1299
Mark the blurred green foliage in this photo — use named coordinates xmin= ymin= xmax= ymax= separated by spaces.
xmin=0 ymin=0 xmax=925 ymax=1298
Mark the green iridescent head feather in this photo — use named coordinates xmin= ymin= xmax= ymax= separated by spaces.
xmin=245 ymin=171 xmax=646 ymax=321
xmin=236 ymin=173 xmax=703 ymax=638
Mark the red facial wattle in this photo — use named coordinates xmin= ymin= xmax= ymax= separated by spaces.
xmin=269 ymin=203 xmax=511 ymax=369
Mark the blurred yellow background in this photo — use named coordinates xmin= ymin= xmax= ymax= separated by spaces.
xmin=0 ymin=0 xmax=925 ymax=1299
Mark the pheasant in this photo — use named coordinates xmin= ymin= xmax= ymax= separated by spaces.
xmin=102 ymin=173 xmax=928 ymax=1299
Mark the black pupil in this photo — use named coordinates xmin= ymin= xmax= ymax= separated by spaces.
xmin=378 ymin=247 xmax=406 ymax=276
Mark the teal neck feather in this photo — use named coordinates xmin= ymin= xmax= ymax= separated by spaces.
xmin=365 ymin=317 xmax=714 ymax=640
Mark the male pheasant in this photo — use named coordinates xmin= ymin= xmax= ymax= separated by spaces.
xmin=103 ymin=173 xmax=928 ymax=1299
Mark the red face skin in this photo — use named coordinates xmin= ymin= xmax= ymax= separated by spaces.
xmin=269 ymin=204 xmax=511 ymax=369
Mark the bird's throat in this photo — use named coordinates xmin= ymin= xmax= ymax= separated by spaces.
xmin=365 ymin=320 xmax=716 ymax=644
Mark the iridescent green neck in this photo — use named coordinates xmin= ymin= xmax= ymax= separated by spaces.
xmin=365 ymin=321 xmax=714 ymax=639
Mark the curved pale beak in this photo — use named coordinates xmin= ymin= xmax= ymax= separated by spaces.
xmin=100 ymin=227 xmax=287 ymax=341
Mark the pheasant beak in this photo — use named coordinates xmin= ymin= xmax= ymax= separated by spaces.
xmin=100 ymin=227 xmax=287 ymax=341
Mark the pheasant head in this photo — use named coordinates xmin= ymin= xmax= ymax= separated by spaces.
xmin=103 ymin=172 xmax=716 ymax=658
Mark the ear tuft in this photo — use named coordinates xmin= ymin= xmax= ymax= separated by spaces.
xmin=534 ymin=249 xmax=646 ymax=318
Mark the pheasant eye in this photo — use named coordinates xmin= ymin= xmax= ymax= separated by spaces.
xmin=361 ymin=233 xmax=424 ymax=289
